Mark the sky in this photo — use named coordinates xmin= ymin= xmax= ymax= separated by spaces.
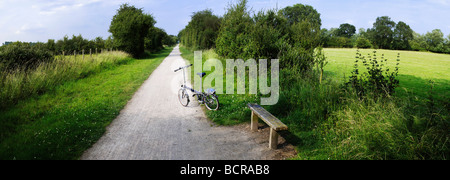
xmin=0 ymin=0 xmax=449 ymax=44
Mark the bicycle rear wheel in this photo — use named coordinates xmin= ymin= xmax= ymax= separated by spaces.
xmin=178 ymin=88 xmax=189 ymax=107
xmin=204 ymin=94 xmax=219 ymax=111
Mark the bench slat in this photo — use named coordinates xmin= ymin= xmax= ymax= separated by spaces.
xmin=247 ymin=103 xmax=288 ymax=131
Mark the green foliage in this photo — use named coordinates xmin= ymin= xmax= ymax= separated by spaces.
xmin=163 ymin=35 xmax=178 ymax=47
xmin=180 ymin=9 xmax=221 ymax=50
xmin=109 ymin=3 xmax=156 ymax=58
xmin=214 ymin=1 xmax=322 ymax=73
xmin=346 ymin=50 xmax=400 ymax=98
xmin=392 ymin=21 xmax=413 ymax=50
xmin=334 ymin=23 xmax=356 ymax=38
xmin=425 ymin=29 xmax=445 ymax=48
xmin=278 ymin=3 xmax=321 ymax=28
xmin=54 ymin=34 xmax=110 ymax=54
xmin=367 ymin=16 xmax=396 ymax=49
xmin=0 ymin=42 xmax=53 ymax=71
xmin=244 ymin=10 xmax=286 ymax=60
xmin=215 ymin=0 xmax=252 ymax=59
xmin=145 ymin=27 xmax=167 ymax=52
xmin=356 ymin=36 xmax=372 ymax=49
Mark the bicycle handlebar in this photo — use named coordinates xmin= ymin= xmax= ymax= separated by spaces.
xmin=174 ymin=64 xmax=193 ymax=72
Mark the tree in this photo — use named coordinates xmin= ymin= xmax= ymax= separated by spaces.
xmin=245 ymin=9 xmax=286 ymax=59
xmin=335 ymin=23 xmax=356 ymax=38
xmin=393 ymin=21 xmax=413 ymax=50
xmin=367 ymin=16 xmax=396 ymax=49
xmin=145 ymin=27 xmax=167 ymax=52
xmin=425 ymin=29 xmax=444 ymax=50
xmin=410 ymin=32 xmax=428 ymax=51
xmin=278 ymin=3 xmax=321 ymax=29
xmin=356 ymin=37 xmax=372 ymax=48
xmin=215 ymin=0 xmax=252 ymax=59
xmin=109 ymin=4 xmax=155 ymax=58
xmin=180 ymin=9 xmax=221 ymax=50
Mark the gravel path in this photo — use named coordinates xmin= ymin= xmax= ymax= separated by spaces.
xmin=81 ymin=45 xmax=281 ymax=160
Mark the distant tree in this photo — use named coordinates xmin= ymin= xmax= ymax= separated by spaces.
xmin=105 ymin=35 xmax=116 ymax=50
xmin=47 ymin=39 xmax=56 ymax=53
xmin=358 ymin=28 xmax=368 ymax=38
xmin=278 ymin=3 xmax=321 ymax=29
xmin=425 ymin=29 xmax=444 ymax=50
xmin=163 ymin=35 xmax=178 ymax=46
xmin=356 ymin=37 xmax=372 ymax=49
xmin=145 ymin=27 xmax=167 ymax=52
xmin=109 ymin=3 xmax=155 ymax=57
xmin=367 ymin=16 xmax=396 ymax=49
xmin=180 ymin=9 xmax=221 ymax=50
xmin=392 ymin=21 xmax=413 ymax=50
xmin=94 ymin=37 xmax=105 ymax=50
xmin=335 ymin=23 xmax=356 ymax=38
xmin=319 ymin=28 xmax=332 ymax=46
xmin=410 ymin=32 xmax=428 ymax=51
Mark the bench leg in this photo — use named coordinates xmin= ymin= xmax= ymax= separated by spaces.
xmin=251 ymin=111 xmax=258 ymax=132
xmin=269 ymin=128 xmax=278 ymax=149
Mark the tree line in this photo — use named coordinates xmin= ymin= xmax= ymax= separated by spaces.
xmin=179 ymin=2 xmax=450 ymax=55
xmin=321 ymin=16 xmax=450 ymax=54
xmin=0 ymin=3 xmax=178 ymax=71
xmin=179 ymin=1 xmax=324 ymax=72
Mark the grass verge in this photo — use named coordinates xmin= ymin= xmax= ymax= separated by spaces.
xmin=0 ymin=47 xmax=173 ymax=160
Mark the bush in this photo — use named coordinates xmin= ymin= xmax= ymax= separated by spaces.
xmin=346 ymin=50 xmax=400 ymax=98
xmin=0 ymin=42 xmax=53 ymax=71
xmin=244 ymin=10 xmax=286 ymax=60
xmin=356 ymin=37 xmax=372 ymax=49
xmin=179 ymin=9 xmax=221 ymax=50
xmin=215 ymin=0 xmax=252 ymax=59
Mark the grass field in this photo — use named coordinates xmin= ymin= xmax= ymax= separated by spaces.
xmin=323 ymin=48 xmax=450 ymax=100
xmin=0 ymin=47 xmax=173 ymax=160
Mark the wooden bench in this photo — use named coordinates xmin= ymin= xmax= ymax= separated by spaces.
xmin=247 ymin=103 xmax=288 ymax=149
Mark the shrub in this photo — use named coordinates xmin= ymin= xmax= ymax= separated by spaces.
xmin=346 ymin=50 xmax=400 ymax=98
xmin=215 ymin=0 xmax=252 ymax=59
xmin=356 ymin=37 xmax=372 ymax=49
xmin=0 ymin=42 xmax=53 ymax=71
xmin=179 ymin=9 xmax=221 ymax=50
xmin=244 ymin=10 xmax=286 ymax=60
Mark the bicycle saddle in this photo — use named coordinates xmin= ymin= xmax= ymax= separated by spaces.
xmin=197 ymin=72 xmax=206 ymax=78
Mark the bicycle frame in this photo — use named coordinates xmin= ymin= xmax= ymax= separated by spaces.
xmin=175 ymin=64 xmax=219 ymax=110
xmin=174 ymin=64 xmax=217 ymax=95
xmin=175 ymin=64 xmax=199 ymax=94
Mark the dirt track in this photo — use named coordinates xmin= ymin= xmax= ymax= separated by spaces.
xmin=81 ymin=45 xmax=295 ymax=160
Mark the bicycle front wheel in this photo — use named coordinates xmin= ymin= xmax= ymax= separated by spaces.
xmin=204 ymin=94 xmax=219 ymax=111
xmin=178 ymin=88 xmax=190 ymax=107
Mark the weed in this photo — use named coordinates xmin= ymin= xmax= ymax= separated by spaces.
xmin=346 ymin=49 xmax=400 ymax=98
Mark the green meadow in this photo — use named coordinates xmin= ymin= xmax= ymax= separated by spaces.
xmin=323 ymin=48 xmax=449 ymax=99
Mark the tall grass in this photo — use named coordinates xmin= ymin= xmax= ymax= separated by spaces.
xmin=0 ymin=51 xmax=132 ymax=110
